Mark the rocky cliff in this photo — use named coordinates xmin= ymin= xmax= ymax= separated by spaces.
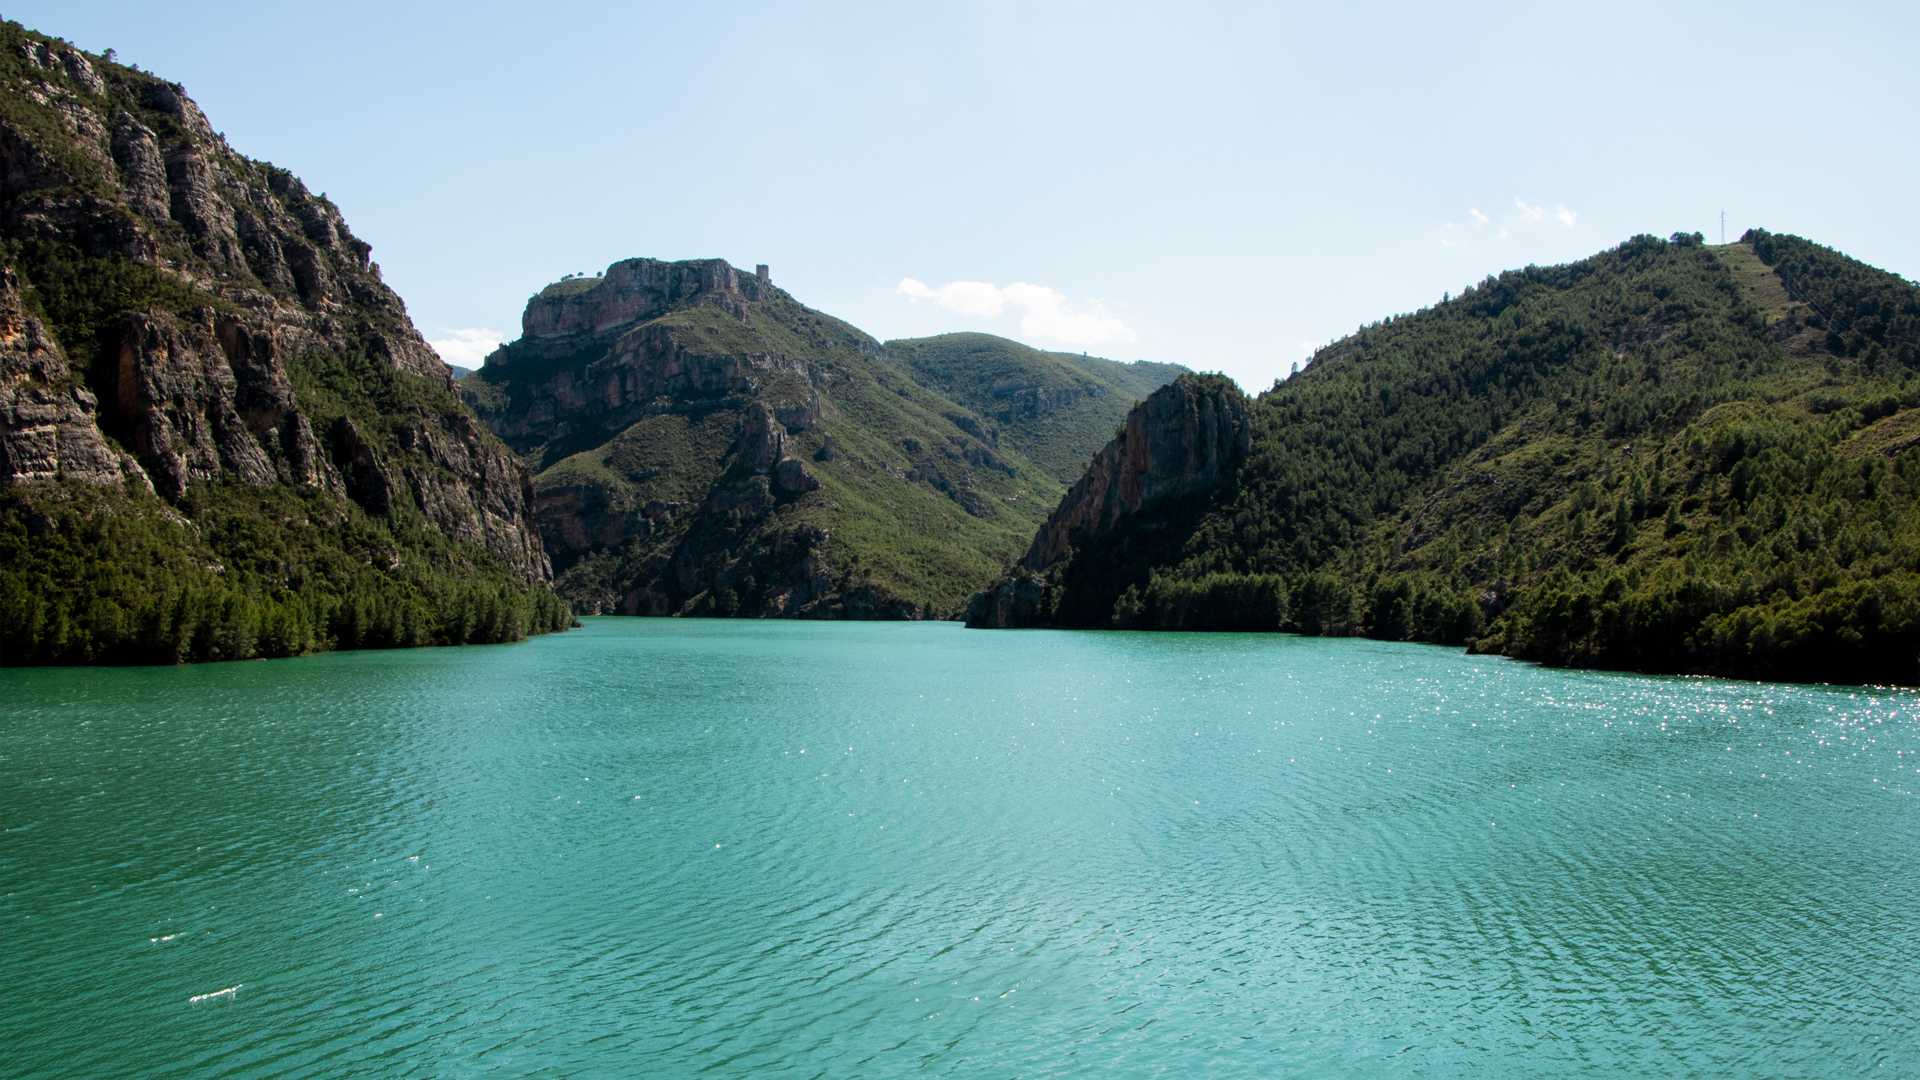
xmin=1016 ymin=374 xmax=1253 ymax=570
xmin=965 ymin=374 xmax=1252 ymax=627
xmin=464 ymin=261 xmax=1184 ymax=618
xmin=0 ymin=266 xmax=145 ymax=486
xmin=0 ymin=22 xmax=563 ymax=663
xmin=519 ymin=259 xmax=774 ymax=339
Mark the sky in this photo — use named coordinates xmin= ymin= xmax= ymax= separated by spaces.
xmin=17 ymin=1 xmax=1920 ymax=390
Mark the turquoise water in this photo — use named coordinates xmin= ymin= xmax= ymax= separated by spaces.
xmin=1 ymin=619 xmax=1915 ymax=1077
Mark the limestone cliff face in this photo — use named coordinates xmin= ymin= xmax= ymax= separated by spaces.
xmin=465 ymin=260 xmax=890 ymax=617
xmin=1018 ymin=375 xmax=1253 ymax=571
xmin=966 ymin=374 xmax=1252 ymax=627
xmin=519 ymin=259 xmax=773 ymax=340
xmin=469 ymin=260 xmax=816 ymax=460
xmin=0 ymin=268 xmax=145 ymax=486
xmin=0 ymin=26 xmax=549 ymax=582
xmin=475 ymin=316 xmax=809 ymax=456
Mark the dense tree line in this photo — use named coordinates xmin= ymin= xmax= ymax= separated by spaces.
xmin=1480 ymin=399 xmax=1920 ymax=682
xmin=1 ymin=483 xmax=570 ymax=665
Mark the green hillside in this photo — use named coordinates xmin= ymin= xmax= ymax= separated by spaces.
xmin=884 ymin=333 xmax=1184 ymax=481
xmin=977 ymin=230 xmax=1920 ymax=683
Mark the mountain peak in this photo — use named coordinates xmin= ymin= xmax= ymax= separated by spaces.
xmin=463 ymin=263 xmax=1185 ymax=617
xmin=522 ymin=257 xmax=780 ymax=340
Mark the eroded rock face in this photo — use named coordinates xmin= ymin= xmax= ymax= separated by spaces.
xmin=1019 ymin=375 xmax=1252 ymax=571
xmin=621 ymin=405 xmax=827 ymax=612
xmin=471 ymin=320 xmax=812 ymax=457
xmin=0 ymin=268 xmax=145 ymax=487
xmin=519 ymin=258 xmax=773 ymax=340
xmin=103 ymin=311 xmax=278 ymax=497
xmin=733 ymin=403 xmax=787 ymax=476
xmin=963 ymin=570 xmax=1053 ymax=629
xmin=399 ymin=409 xmax=549 ymax=580
xmin=966 ymin=375 xmax=1252 ymax=627
xmin=109 ymin=117 xmax=170 ymax=222
xmin=773 ymin=457 xmax=818 ymax=498
xmin=462 ymin=254 xmax=859 ymax=610
xmin=0 ymin=33 xmax=551 ymax=583
xmin=536 ymin=484 xmax=672 ymax=568
xmin=730 ymin=404 xmax=820 ymax=500
xmin=164 ymin=142 xmax=246 ymax=271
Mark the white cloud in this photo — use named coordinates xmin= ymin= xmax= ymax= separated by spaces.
xmin=428 ymin=327 xmax=504 ymax=369
xmin=1444 ymin=197 xmax=1578 ymax=251
xmin=895 ymin=277 xmax=1005 ymax=317
xmin=896 ymin=277 xmax=1135 ymax=348
xmin=1514 ymin=197 xmax=1578 ymax=229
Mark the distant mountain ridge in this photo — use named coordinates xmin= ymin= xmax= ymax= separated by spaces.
xmin=461 ymin=261 xmax=1185 ymax=617
xmin=0 ymin=21 xmax=568 ymax=663
xmin=884 ymin=333 xmax=1186 ymax=483
xmin=971 ymin=230 xmax=1920 ymax=684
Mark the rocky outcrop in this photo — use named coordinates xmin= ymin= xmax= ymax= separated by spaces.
xmin=519 ymin=258 xmax=774 ymax=341
xmin=730 ymin=403 xmax=819 ymax=496
xmin=963 ymin=569 xmax=1054 ymax=629
xmin=464 ymin=256 xmax=861 ymax=614
xmin=471 ymin=316 xmax=813 ymax=458
xmin=535 ymin=484 xmax=680 ymax=571
xmin=0 ymin=26 xmax=551 ymax=584
xmin=773 ymin=456 xmax=819 ymax=498
xmin=109 ymin=117 xmax=170 ymax=222
xmin=966 ymin=374 xmax=1252 ymax=627
xmin=0 ymin=268 xmax=145 ymax=487
xmin=1019 ymin=374 xmax=1251 ymax=570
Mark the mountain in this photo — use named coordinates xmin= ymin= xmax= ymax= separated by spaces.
xmin=970 ymin=230 xmax=1920 ymax=684
xmin=883 ymin=333 xmax=1186 ymax=483
xmin=461 ymin=262 xmax=1184 ymax=617
xmin=0 ymin=23 xmax=568 ymax=664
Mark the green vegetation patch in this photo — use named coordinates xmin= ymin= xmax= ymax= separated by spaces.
xmin=1 ymin=480 xmax=568 ymax=665
xmin=537 ymin=275 xmax=605 ymax=300
xmin=886 ymin=332 xmax=1185 ymax=481
xmin=1017 ymin=231 xmax=1920 ymax=683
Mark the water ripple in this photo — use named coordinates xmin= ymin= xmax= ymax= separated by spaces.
xmin=1 ymin=624 xmax=1915 ymax=1077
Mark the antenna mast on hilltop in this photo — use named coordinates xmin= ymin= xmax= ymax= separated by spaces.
xmin=1721 ymin=210 xmax=1726 ymax=244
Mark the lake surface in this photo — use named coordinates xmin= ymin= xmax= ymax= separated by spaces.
xmin=2 ymin=620 xmax=1915 ymax=1077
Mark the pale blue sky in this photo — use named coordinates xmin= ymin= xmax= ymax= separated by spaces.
xmin=18 ymin=1 xmax=1920 ymax=388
